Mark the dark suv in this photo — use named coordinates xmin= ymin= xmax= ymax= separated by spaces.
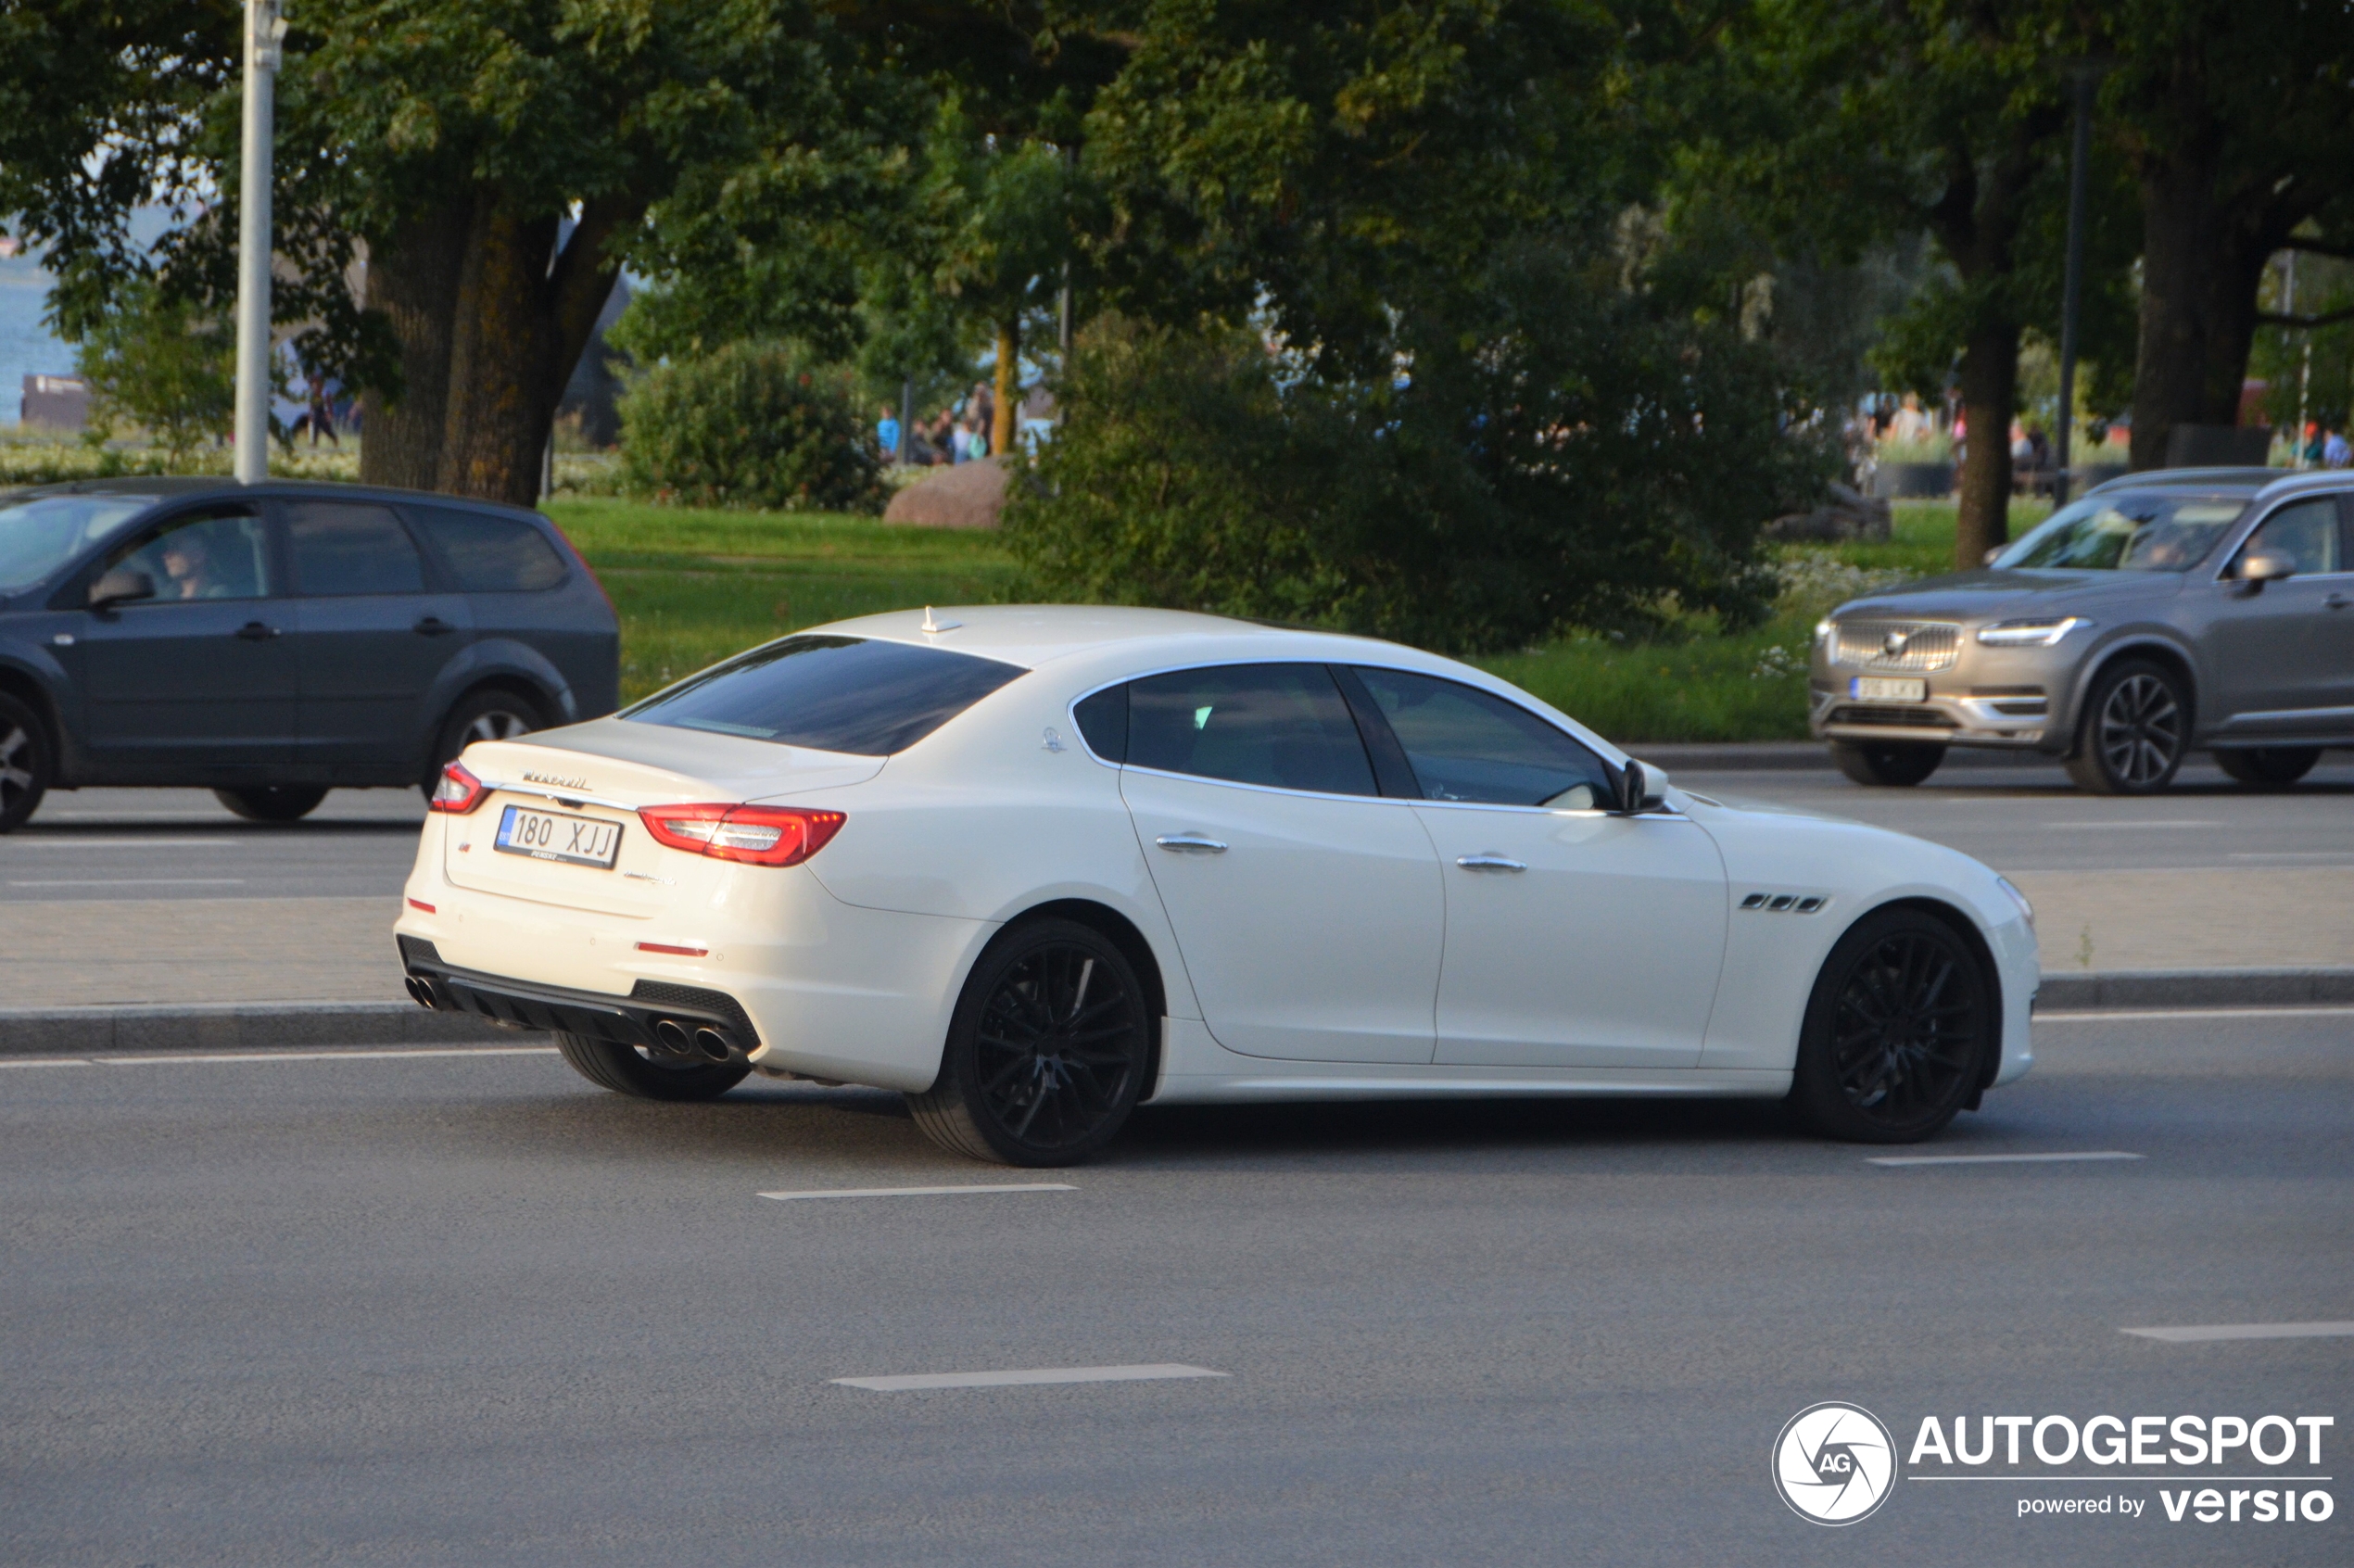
xmin=0 ymin=478 xmax=618 ymax=829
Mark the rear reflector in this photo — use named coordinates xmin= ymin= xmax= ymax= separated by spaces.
xmin=428 ymin=761 xmax=487 ymax=814
xmin=636 ymin=942 xmax=708 ymax=956
xmin=406 ymin=898 xmax=437 ymax=914
xmin=637 ymin=803 xmax=846 ymax=866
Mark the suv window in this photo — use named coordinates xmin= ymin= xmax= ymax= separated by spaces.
xmin=624 ymin=635 xmax=1023 ymax=754
xmin=1352 ymin=666 xmax=1614 ymax=807
xmin=1126 ymin=663 xmax=1378 ymax=796
xmin=1994 ymin=492 xmax=2247 ymax=572
xmin=2235 ymin=497 xmax=2342 ymax=576
xmin=287 ymin=500 xmax=425 ymax=596
xmin=107 ymin=509 xmax=272 ymax=602
xmin=413 ymin=507 xmax=566 ymax=591
xmin=1 ymin=492 xmax=155 ymax=594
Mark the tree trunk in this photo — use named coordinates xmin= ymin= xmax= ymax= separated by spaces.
xmin=357 ymin=194 xmax=472 ymax=490
xmin=437 ymin=192 xmax=641 ymax=507
xmin=992 ymin=318 xmax=1019 ymax=459
xmin=1954 ymin=313 xmax=2019 ymax=570
xmin=2131 ymin=152 xmax=2234 ymax=470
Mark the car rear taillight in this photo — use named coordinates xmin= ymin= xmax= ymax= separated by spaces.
xmin=429 ymin=761 xmax=487 ymax=814
xmin=636 ymin=803 xmax=846 ymax=866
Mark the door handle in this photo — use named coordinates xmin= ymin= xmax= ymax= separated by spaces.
xmin=1154 ymin=833 xmax=1228 ymax=854
xmin=413 ymin=616 xmax=457 ymax=636
xmin=2326 ymin=593 xmax=2350 ymax=611
xmin=1456 ymin=854 xmax=1526 ymax=872
xmin=235 ymin=621 xmax=282 ymax=640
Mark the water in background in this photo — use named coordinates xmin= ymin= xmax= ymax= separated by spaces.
xmin=0 ymin=247 xmax=71 ymax=424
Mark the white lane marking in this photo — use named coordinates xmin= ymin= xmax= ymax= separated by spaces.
xmin=1867 ymin=1150 xmax=2143 ymax=1168
xmin=2039 ymin=820 xmax=2221 ymax=829
xmin=761 ymin=1183 xmax=1075 ymax=1201
xmin=0 ymin=1058 xmax=97 ymax=1069
xmin=5 ymin=838 xmax=245 ymax=848
xmin=2230 ymin=852 xmax=2354 ymax=861
xmin=832 ymin=1364 xmax=1229 ymax=1393
xmin=98 ymin=1047 xmax=559 ymax=1065
xmin=2036 ymin=1005 xmax=2354 ymax=1021
xmin=2121 ymin=1321 xmax=2354 ymax=1344
xmin=8 ymin=879 xmax=247 ymax=888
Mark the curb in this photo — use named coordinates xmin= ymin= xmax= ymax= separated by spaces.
xmin=5 ymin=971 xmax=2349 ymax=1056
xmin=2033 ymin=968 xmax=2354 ymax=1012
xmin=0 ymin=1001 xmax=511 ymax=1056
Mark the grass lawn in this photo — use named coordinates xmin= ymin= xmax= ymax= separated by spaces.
xmin=549 ymin=493 xmax=2051 ymax=740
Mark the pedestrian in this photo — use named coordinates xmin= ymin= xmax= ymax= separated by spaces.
xmin=304 ymin=371 xmax=338 ymax=448
xmin=876 ymin=404 xmax=901 ymax=463
xmin=2326 ymin=425 xmax=2350 ymax=469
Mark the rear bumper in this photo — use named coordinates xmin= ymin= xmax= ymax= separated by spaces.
xmin=398 ymin=936 xmax=759 ymax=1061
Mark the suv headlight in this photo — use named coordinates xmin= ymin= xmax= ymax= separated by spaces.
xmin=1976 ymin=616 xmax=2091 ymax=647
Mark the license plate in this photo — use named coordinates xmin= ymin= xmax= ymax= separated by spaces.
xmin=1849 ymin=676 xmax=1928 ymax=702
xmin=494 ymin=803 xmax=623 ymax=868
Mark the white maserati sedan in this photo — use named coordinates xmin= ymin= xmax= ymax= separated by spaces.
xmin=396 ymin=606 xmax=2037 ymax=1165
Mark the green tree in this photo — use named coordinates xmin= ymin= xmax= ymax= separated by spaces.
xmin=73 ymin=279 xmax=238 ymax=466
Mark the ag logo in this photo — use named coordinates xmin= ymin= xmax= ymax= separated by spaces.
xmin=1772 ymin=1402 xmax=1898 ymax=1524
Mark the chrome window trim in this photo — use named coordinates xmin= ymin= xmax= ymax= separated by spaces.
xmin=1113 ymin=759 xmax=1681 ymax=818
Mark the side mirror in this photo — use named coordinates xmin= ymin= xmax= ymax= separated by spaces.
xmin=1615 ymin=760 xmax=1649 ymax=816
xmin=88 ymin=567 xmax=156 ymax=609
xmin=2237 ymin=551 xmax=2296 ymax=590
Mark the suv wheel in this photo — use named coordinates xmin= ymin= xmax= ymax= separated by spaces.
xmin=2065 ymin=659 xmax=2188 ymax=794
xmin=1829 ymin=740 xmax=1945 ymax=787
xmin=2213 ymin=746 xmax=2321 ymax=790
xmin=0 ymin=693 xmax=54 ymax=833
xmin=215 ymin=786 xmax=329 ymax=823
xmin=422 ymin=689 xmax=545 ymax=794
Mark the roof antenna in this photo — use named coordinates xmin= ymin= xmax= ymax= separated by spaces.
xmin=920 ymin=606 xmax=961 ymax=633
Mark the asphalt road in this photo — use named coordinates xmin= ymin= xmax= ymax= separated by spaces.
xmin=4 ymin=1009 xmax=2348 ymax=1565
xmin=6 ymin=752 xmax=2351 ymax=903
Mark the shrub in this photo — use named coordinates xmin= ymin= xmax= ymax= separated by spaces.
xmin=73 ymin=279 xmax=236 ymax=467
xmin=1006 ymin=259 xmax=1836 ymax=654
xmin=618 ymin=343 xmax=882 ymax=513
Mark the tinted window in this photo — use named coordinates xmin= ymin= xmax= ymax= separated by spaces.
xmin=1353 ymin=666 xmax=1614 ymax=807
xmin=624 ymin=635 xmax=1023 ymax=754
xmin=1993 ymin=492 xmax=2246 ymax=572
xmin=0 ymin=493 xmax=154 ymax=594
xmin=1073 ymin=684 xmax=1128 ymax=763
xmin=1127 ymin=664 xmax=1377 ymax=796
xmin=2237 ymin=498 xmax=2342 ymax=576
xmin=108 ymin=510 xmax=272 ymax=602
xmin=414 ymin=507 xmax=567 ymax=591
xmin=287 ymin=500 xmax=425 ymax=595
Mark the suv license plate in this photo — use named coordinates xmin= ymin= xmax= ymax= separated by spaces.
xmin=494 ymin=803 xmax=623 ymax=868
xmin=1850 ymin=677 xmax=1928 ymax=702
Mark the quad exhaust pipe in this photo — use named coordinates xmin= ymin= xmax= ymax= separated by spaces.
xmin=404 ymin=974 xmax=443 ymax=1010
xmin=650 ymin=1016 xmax=740 ymax=1064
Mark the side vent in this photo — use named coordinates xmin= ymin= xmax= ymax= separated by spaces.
xmin=1740 ymin=892 xmax=1827 ymax=915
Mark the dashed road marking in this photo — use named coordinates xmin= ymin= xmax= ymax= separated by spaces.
xmin=761 ymin=1183 xmax=1075 ymax=1202
xmin=2121 ymin=1321 xmax=2354 ymax=1343
xmin=832 ymin=1363 xmax=1227 ymax=1392
xmin=1867 ymin=1150 xmax=2143 ymax=1168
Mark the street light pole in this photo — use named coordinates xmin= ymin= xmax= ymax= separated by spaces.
xmin=233 ymin=0 xmax=284 ymax=485
xmin=2053 ymin=64 xmax=2095 ymax=507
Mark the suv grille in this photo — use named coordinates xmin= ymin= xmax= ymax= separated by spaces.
xmin=1832 ymin=620 xmax=1960 ymax=671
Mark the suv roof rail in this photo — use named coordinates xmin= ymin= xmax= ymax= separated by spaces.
xmin=2082 ymin=466 xmax=2280 ymax=496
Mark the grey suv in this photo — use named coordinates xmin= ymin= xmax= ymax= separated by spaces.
xmin=1811 ymin=468 xmax=2353 ymax=793
xmin=0 ymin=478 xmax=618 ymax=830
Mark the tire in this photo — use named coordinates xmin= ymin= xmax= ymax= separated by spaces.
xmin=1789 ymin=906 xmax=1994 ymax=1144
xmin=553 ymin=1030 xmax=751 ymax=1101
xmin=0 ymin=693 xmax=53 ymax=834
xmin=422 ymin=688 xmax=546 ymax=794
xmin=905 ymin=917 xmax=1153 ymax=1167
xmin=2213 ymin=746 xmax=2321 ymax=789
xmin=1829 ymin=740 xmax=1946 ymax=788
xmin=214 ymin=785 xmax=329 ymax=823
xmin=2065 ymin=659 xmax=2189 ymax=794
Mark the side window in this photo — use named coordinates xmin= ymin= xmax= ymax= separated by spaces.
xmin=286 ymin=500 xmax=426 ymax=596
xmin=107 ymin=509 xmax=272 ymax=602
xmin=2237 ymin=499 xmax=2342 ymax=576
xmin=1073 ymin=683 xmax=1128 ymax=763
xmin=1127 ymin=664 xmax=1378 ymax=797
xmin=1352 ymin=666 xmax=1614 ymax=808
xmin=412 ymin=506 xmax=566 ymax=592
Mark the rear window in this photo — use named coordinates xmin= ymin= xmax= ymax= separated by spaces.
xmin=623 ymin=635 xmax=1024 ymax=755
xmin=413 ymin=507 xmax=566 ymax=591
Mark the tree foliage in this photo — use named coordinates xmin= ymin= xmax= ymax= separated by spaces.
xmin=73 ymin=279 xmax=239 ymax=466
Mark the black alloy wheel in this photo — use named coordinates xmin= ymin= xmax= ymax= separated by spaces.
xmin=553 ymin=1030 xmax=751 ymax=1101
xmin=1790 ymin=907 xmax=1993 ymax=1144
xmin=2066 ymin=659 xmax=2188 ymax=794
xmin=0 ymin=693 xmax=53 ymax=833
xmin=2213 ymin=746 xmax=2322 ymax=789
xmin=422 ymin=689 xmax=545 ymax=794
xmin=215 ymin=785 xmax=330 ymax=823
xmin=907 ymin=918 xmax=1152 ymax=1167
xmin=1829 ymin=740 xmax=1946 ymax=788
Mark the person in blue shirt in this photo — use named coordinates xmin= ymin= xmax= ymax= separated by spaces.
xmin=876 ymin=406 xmax=902 ymax=462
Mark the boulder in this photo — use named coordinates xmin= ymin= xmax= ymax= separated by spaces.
xmin=1766 ymin=482 xmax=1892 ymax=543
xmin=883 ymin=456 xmax=1009 ymax=529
